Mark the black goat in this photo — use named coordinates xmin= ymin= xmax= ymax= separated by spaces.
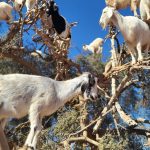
xmin=46 ymin=0 xmax=70 ymax=39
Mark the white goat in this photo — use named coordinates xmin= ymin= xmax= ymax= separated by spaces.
xmin=99 ymin=7 xmax=150 ymax=64
xmin=105 ymin=0 xmax=140 ymax=16
xmin=31 ymin=50 xmax=48 ymax=59
xmin=0 ymin=73 xmax=98 ymax=150
xmin=140 ymin=0 xmax=150 ymax=21
xmin=0 ymin=2 xmax=13 ymax=23
xmin=83 ymin=38 xmax=104 ymax=54
xmin=11 ymin=0 xmax=38 ymax=12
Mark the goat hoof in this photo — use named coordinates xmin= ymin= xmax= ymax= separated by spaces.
xmin=27 ymin=146 xmax=34 ymax=150
xmin=17 ymin=145 xmax=34 ymax=150
xmin=138 ymin=59 xmax=143 ymax=64
xmin=131 ymin=61 xmax=136 ymax=65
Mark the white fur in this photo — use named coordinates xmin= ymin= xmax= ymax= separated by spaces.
xmin=0 ymin=73 xmax=98 ymax=149
xmin=105 ymin=0 xmax=140 ymax=16
xmin=140 ymin=0 xmax=150 ymax=21
xmin=31 ymin=50 xmax=48 ymax=59
xmin=99 ymin=7 xmax=150 ymax=64
xmin=83 ymin=38 xmax=104 ymax=54
xmin=12 ymin=0 xmax=38 ymax=12
xmin=0 ymin=2 xmax=13 ymax=23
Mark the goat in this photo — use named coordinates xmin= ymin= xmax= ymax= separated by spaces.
xmin=140 ymin=0 xmax=150 ymax=21
xmin=99 ymin=6 xmax=150 ymax=64
xmin=46 ymin=0 xmax=76 ymax=39
xmin=0 ymin=73 xmax=98 ymax=150
xmin=11 ymin=0 xmax=38 ymax=12
xmin=31 ymin=50 xmax=48 ymax=59
xmin=105 ymin=0 xmax=140 ymax=17
xmin=82 ymin=38 xmax=104 ymax=54
xmin=0 ymin=2 xmax=13 ymax=23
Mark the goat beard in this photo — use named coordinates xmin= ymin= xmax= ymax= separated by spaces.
xmin=101 ymin=21 xmax=108 ymax=29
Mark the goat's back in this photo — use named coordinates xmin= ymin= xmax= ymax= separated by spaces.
xmin=0 ymin=74 xmax=56 ymax=119
xmin=121 ymin=16 xmax=150 ymax=45
xmin=105 ymin=0 xmax=131 ymax=9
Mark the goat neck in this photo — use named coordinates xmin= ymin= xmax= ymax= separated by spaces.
xmin=111 ymin=10 xmax=125 ymax=32
xmin=56 ymin=76 xmax=85 ymax=104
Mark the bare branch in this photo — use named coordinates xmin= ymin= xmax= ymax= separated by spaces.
xmin=93 ymin=73 xmax=131 ymax=133
xmin=115 ymin=102 xmax=138 ymax=127
xmin=62 ymin=136 xmax=99 ymax=147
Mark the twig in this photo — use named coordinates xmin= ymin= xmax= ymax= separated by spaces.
xmin=93 ymin=73 xmax=131 ymax=133
xmin=135 ymin=118 xmax=150 ymax=124
xmin=112 ymin=106 xmax=120 ymax=136
xmin=97 ymin=85 xmax=110 ymax=99
xmin=62 ymin=136 xmax=99 ymax=147
xmin=69 ymin=107 xmax=114 ymax=137
xmin=115 ymin=102 xmax=138 ymax=127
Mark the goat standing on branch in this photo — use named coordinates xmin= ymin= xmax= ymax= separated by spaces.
xmin=46 ymin=0 xmax=77 ymax=39
xmin=0 ymin=2 xmax=13 ymax=23
xmin=82 ymin=38 xmax=104 ymax=54
xmin=140 ymin=0 xmax=150 ymax=21
xmin=0 ymin=73 xmax=98 ymax=150
xmin=105 ymin=0 xmax=140 ymax=17
xmin=11 ymin=0 xmax=38 ymax=12
xmin=99 ymin=6 xmax=150 ymax=64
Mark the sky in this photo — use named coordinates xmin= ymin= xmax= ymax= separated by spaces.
xmin=0 ymin=0 xmax=136 ymax=62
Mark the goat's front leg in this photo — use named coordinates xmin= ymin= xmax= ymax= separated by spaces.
xmin=30 ymin=118 xmax=42 ymax=149
xmin=145 ymin=45 xmax=149 ymax=58
xmin=127 ymin=44 xmax=137 ymax=65
xmin=137 ymin=43 xmax=143 ymax=63
xmin=145 ymin=4 xmax=150 ymax=20
xmin=131 ymin=0 xmax=139 ymax=17
xmin=25 ymin=106 xmax=42 ymax=150
xmin=0 ymin=119 xmax=7 ymax=129
xmin=97 ymin=47 xmax=103 ymax=54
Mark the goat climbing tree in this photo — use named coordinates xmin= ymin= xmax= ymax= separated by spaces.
xmin=60 ymin=27 xmax=150 ymax=149
xmin=0 ymin=0 xmax=150 ymax=150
